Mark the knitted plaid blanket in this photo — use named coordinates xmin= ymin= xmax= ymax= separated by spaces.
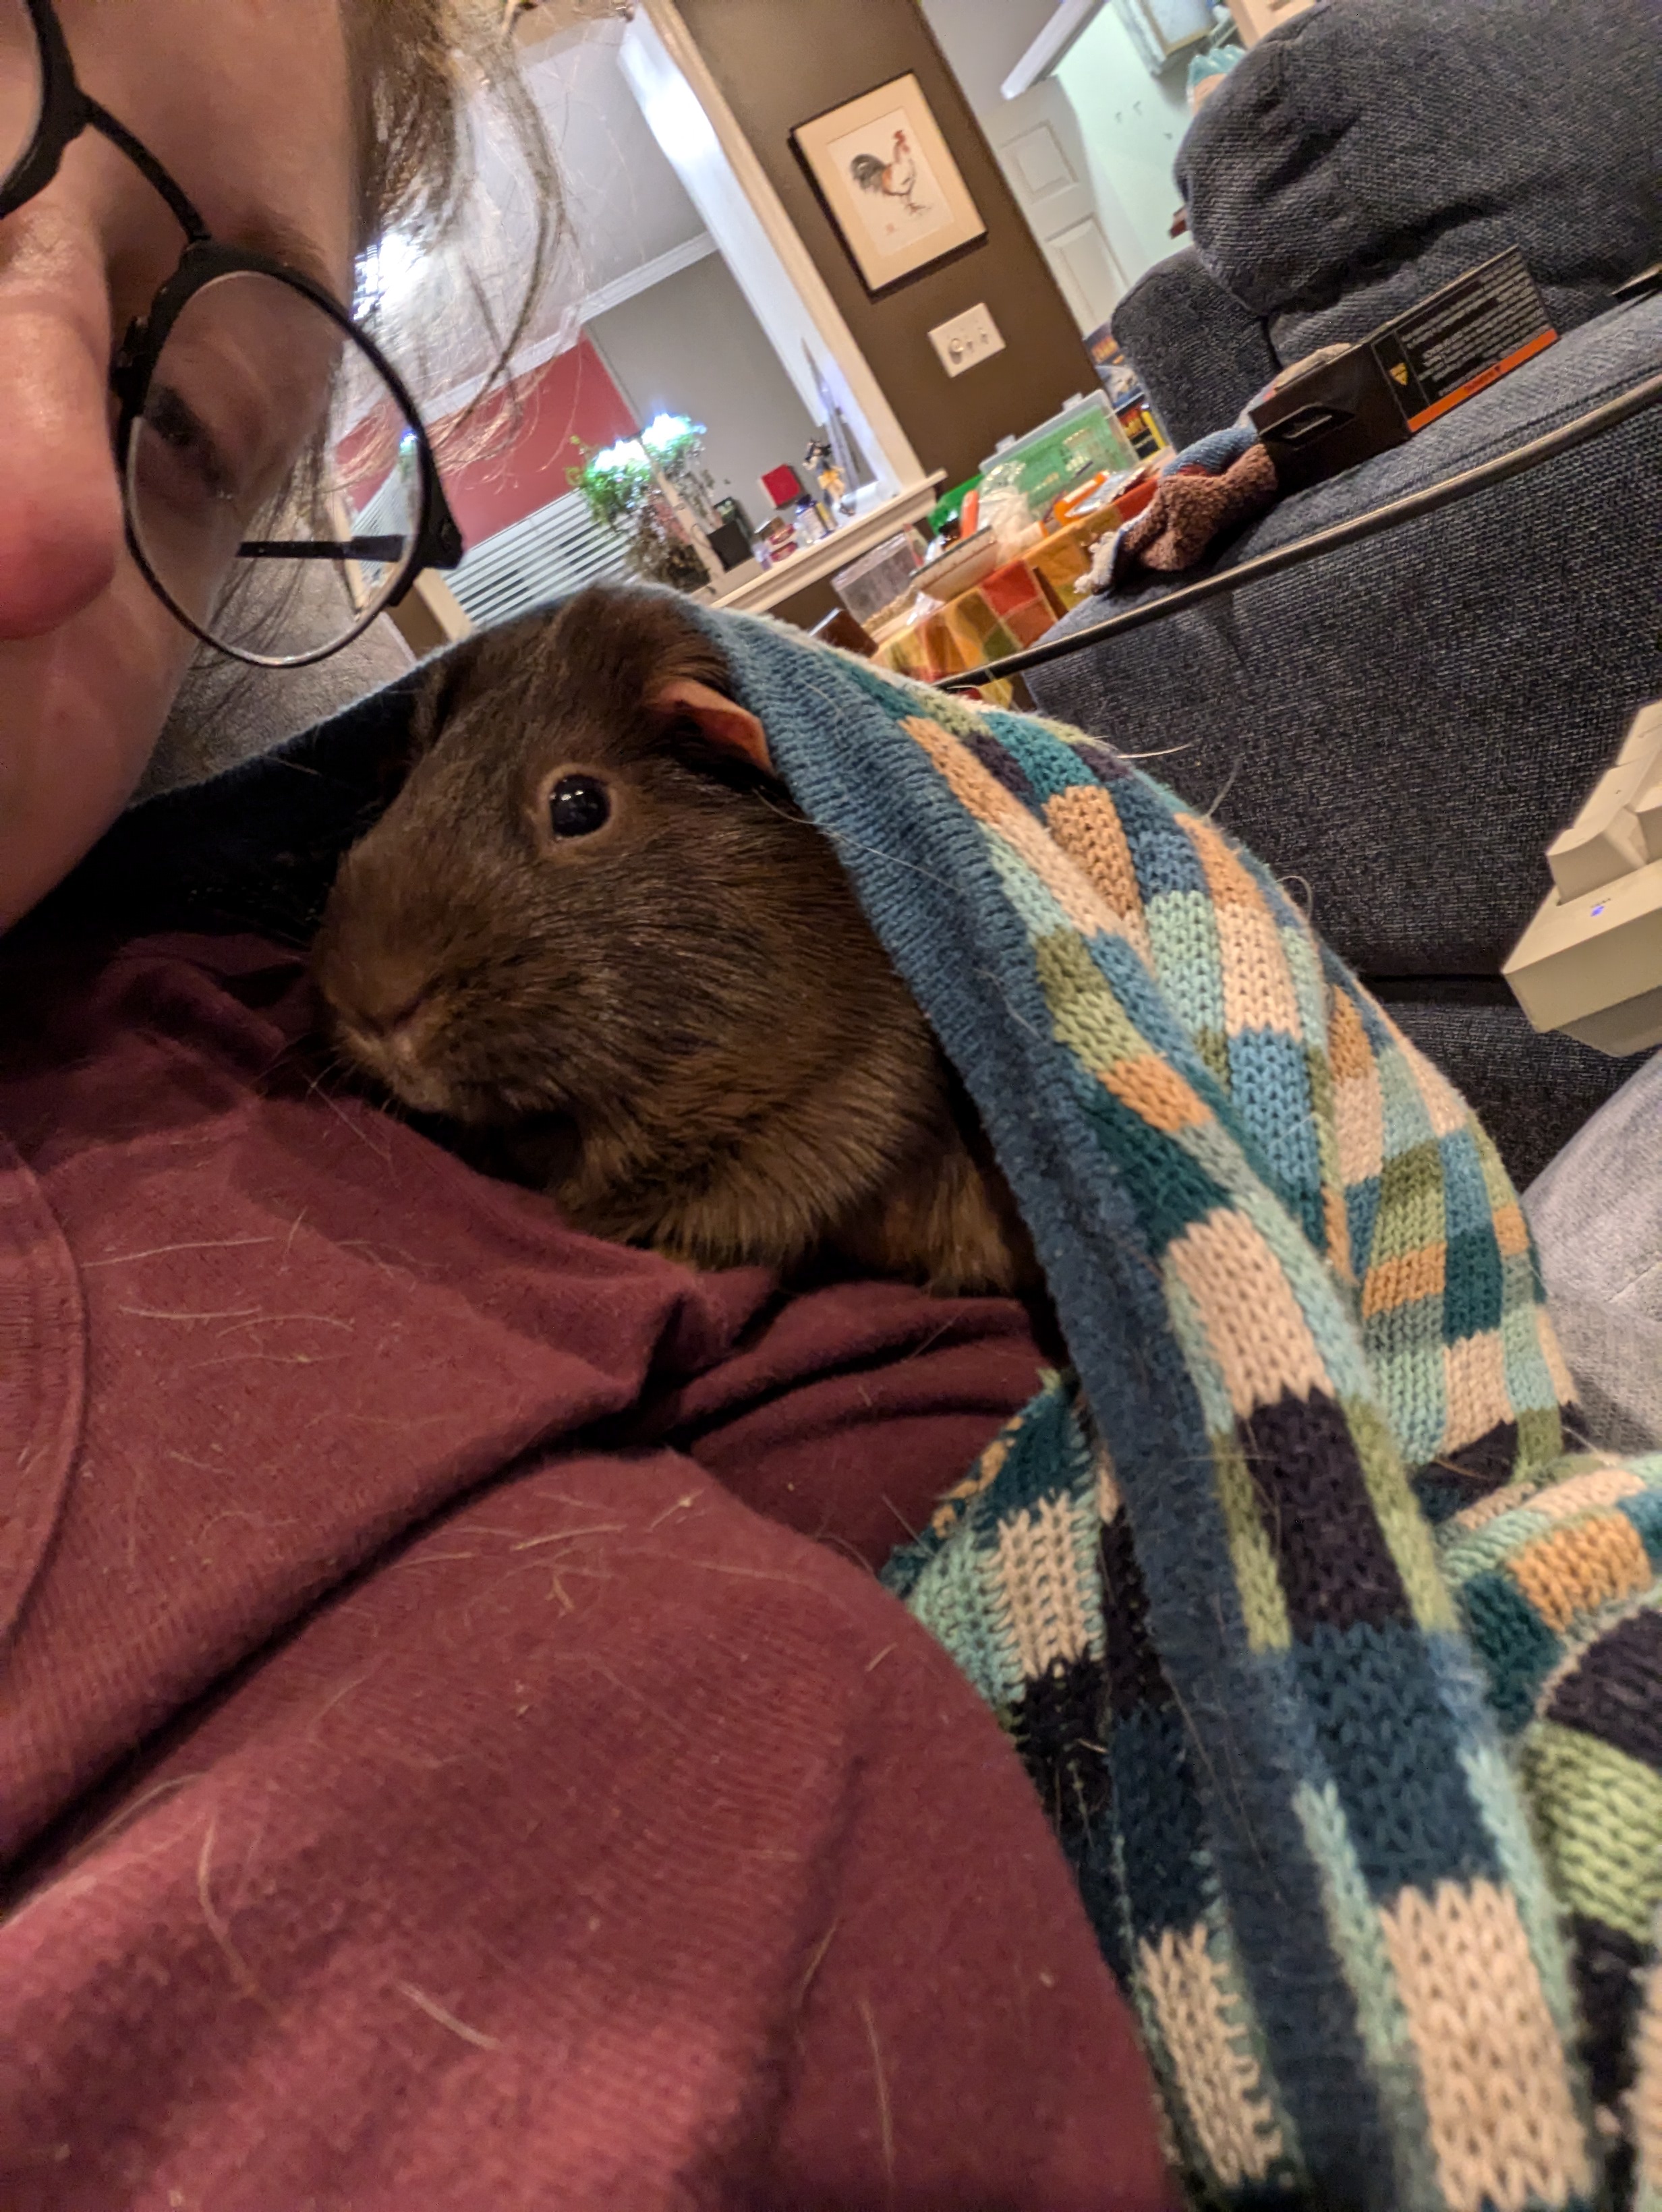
xmin=697 ymin=605 xmax=1662 ymax=2212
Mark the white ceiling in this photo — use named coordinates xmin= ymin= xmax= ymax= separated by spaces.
xmin=521 ymin=19 xmax=707 ymax=303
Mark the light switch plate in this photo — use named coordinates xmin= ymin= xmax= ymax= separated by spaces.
xmin=929 ymin=303 xmax=1006 ymax=378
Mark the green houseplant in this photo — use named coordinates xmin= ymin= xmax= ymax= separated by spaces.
xmin=573 ymin=414 xmax=720 ymax=593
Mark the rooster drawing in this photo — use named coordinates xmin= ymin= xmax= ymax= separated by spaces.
xmin=849 ymin=129 xmax=927 ymax=216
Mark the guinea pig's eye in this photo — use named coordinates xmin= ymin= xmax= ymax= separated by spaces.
xmin=548 ymin=774 xmax=612 ymax=840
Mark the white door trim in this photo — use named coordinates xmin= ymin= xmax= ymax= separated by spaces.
xmin=623 ymin=0 xmax=924 ymax=493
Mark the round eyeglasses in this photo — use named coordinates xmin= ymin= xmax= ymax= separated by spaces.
xmin=0 ymin=0 xmax=464 ymax=667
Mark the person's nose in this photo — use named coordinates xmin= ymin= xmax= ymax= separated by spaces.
xmin=0 ymin=212 xmax=124 ymax=640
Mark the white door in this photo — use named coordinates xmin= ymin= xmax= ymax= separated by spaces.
xmin=983 ymin=78 xmax=1132 ymax=335
xmin=917 ymin=1 xmax=1137 ymax=337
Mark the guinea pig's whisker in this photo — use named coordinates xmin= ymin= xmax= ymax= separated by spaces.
xmin=298 ymin=1058 xmax=357 ymax=1105
xmin=818 ymin=821 xmax=959 ymax=896
xmin=961 ymin=962 xmax=1048 ymax=1039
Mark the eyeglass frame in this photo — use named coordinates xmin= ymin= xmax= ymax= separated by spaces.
xmin=1 ymin=0 xmax=465 ymax=666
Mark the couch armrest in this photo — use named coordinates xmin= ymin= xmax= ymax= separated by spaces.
xmin=1111 ymin=250 xmax=1280 ymax=450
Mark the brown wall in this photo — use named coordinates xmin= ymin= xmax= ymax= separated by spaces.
xmin=673 ymin=0 xmax=1098 ymax=496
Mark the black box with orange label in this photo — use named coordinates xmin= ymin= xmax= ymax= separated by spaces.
xmin=1249 ymin=249 xmax=1558 ymax=492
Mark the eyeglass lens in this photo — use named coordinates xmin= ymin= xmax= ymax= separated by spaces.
xmin=127 ymin=270 xmax=422 ymax=664
xmin=2 ymin=0 xmax=425 ymax=667
xmin=0 ymin=0 xmax=45 ymax=185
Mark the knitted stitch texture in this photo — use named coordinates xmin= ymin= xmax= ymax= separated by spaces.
xmin=692 ymin=600 xmax=1662 ymax=2212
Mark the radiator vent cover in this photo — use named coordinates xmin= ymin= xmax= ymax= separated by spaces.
xmin=447 ymin=490 xmax=632 ymax=630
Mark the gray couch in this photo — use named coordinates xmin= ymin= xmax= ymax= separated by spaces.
xmin=1114 ymin=0 xmax=1661 ymax=448
xmin=1032 ymin=0 xmax=1662 ymax=1185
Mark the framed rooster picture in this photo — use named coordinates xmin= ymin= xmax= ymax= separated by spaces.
xmin=791 ymin=75 xmax=986 ymax=294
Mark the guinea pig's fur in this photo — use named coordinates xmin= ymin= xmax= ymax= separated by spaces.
xmin=313 ymin=584 xmax=1039 ymax=1296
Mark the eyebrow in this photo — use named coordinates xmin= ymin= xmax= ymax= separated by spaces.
xmin=227 ymin=208 xmax=349 ymax=303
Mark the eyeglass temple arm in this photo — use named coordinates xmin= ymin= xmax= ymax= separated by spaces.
xmin=81 ymin=96 xmax=210 ymax=241
xmin=239 ymin=463 xmax=464 ymax=573
xmin=237 ymin=529 xmax=463 ymax=612
xmin=237 ymin=538 xmax=413 ymax=562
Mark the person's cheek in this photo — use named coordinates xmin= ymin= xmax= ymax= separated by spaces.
xmin=0 ymin=205 xmax=190 ymax=927
xmin=0 ymin=580 xmax=190 ymax=929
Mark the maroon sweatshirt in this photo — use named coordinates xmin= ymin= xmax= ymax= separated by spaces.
xmin=0 ymin=931 xmax=1172 ymax=2211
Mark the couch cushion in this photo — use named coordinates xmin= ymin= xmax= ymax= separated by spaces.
xmin=1110 ymin=249 xmax=1280 ymax=447
xmin=1526 ymin=1045 xmax=1662 ymax=1450
xmin=1177 ymin=0 xmax=1662 ymax=364
xmin=1387 ymin=999 xmax=1644 ymax=1196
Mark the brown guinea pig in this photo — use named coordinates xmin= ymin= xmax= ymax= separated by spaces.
xmin=312 ymin=583 xmax=1037 ymax=1296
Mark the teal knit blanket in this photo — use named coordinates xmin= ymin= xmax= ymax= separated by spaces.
xmin=698 ymin=603 xmax=1662 ymax=2212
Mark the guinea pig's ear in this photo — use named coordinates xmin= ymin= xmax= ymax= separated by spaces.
xmin=648 ymin=678 xmax=774 ymax=777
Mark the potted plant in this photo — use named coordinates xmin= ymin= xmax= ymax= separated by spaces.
xmin=573 ymin=414 xmax=721 ymax=593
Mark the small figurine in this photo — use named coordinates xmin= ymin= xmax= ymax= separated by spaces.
xmin=804 ymin=435 xmax=844 ymax=525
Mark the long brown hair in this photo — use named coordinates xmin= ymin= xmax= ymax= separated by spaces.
xmin=343 ymin=1 xmax=550 ymax=253
xmin=341 ymin=1 xmax=577 ymax=413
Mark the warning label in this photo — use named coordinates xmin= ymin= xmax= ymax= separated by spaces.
xmin=1369 ymin=248 xmax=1557 ymax=430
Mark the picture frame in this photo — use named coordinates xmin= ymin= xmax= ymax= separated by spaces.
xmin=791 ymin=74 xmax=987 ymax=296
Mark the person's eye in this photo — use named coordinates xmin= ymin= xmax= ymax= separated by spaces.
xmin=136 ymin=380 xmax=238 ymax=513
xmin=548 ymin=775 xmax=612 ymax=839
xmin=132 ymin=297 xmax=312 ymax=529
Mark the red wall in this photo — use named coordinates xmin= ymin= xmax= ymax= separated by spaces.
xmin=438 ymin=337 xmax=637 ymax=549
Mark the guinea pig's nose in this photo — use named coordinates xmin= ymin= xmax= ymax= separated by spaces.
xmin=356 ymin=984 xmax=431 ymax=1042
xmin=340 ymin=980 xmax=448 ymax=1083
